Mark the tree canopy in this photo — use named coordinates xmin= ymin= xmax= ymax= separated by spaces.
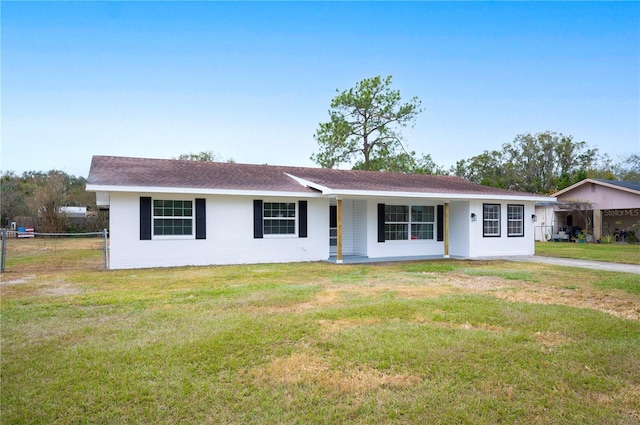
xmin=1 ymin=170 xmax=96 ymax=230
xmin=311 ymin=75 xmax=423 ymax=171
xmin=451 ymin=131 xmax=619 ymax=193
xmin=175 ymin=151 xmax=234 ymax=163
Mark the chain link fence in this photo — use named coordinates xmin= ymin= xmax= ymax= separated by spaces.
xmin=1 ymin=229 xmax=108 ymax=274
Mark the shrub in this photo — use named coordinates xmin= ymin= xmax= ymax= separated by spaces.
xmin=600 ymin=234 xmax=615 ymax=244
xmin=626 ymin=221 xmax=640 ymax=244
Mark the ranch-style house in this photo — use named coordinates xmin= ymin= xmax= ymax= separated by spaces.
xmin=87 ymin=155 xmax=555 ymax=269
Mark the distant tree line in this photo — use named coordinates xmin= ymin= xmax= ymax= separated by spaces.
xmin=450 ymin=132 xmax=639 ymax=194
xmin=1 ymin=170 xmax=106 ymax=232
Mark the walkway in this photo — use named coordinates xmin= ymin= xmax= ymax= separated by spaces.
xmin=500 ymin=255 xmax=640 ymax=275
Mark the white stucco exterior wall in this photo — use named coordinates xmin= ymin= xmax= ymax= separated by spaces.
xmin=108 ymin=192 xmax=329 ymax=269
xmin=106 ymin=192 xmax=540 ymax=269
xmin=448 ymin=201 xmax=470 ymax=258
xmin=467 ymin=200 xmax=537 ymax=257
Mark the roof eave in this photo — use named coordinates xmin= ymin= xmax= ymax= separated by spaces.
xmin=85 ymin=184 xmax=325 ymax=198
xmin=553 ymin=178 xmax=640 ymax=197
xmin=86 ymin=184 xmax=555 ymax=202
xmin=313 ymin=188 xmax=555 ymax=202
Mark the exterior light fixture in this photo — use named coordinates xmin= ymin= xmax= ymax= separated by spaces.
xmin=531 ymin=214 xmax=537 ymax=222
xmin=471 ymin=213 xmax=477 ymax=221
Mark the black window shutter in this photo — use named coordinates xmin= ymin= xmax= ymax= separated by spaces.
xmin=195 ymin=198 xmax=206 ymax=240
xmin=140 ymin=197 xmax=152 ymax=240
xmin=298 ymin=201 xmax=307 ymax=238
xmin=437 ymin=205 xmax=444 ymax=242
xmin=253 ymin=200 xmax=263 ymax=238
xmin=330 ymin=205 xmax=337 ymax=228
xmin=377 ymin=203 xmax=386 ymax=243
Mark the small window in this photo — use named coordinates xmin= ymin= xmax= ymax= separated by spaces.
xmin=483 ymin=204 xmax=501 ymax=237
xmin=153 ymin=200 xmax=193 ymax=236
xmin=507 ymin=204 xmax=524 ymax=237
xmin=264 ymin=202 xmax=296 ymax=235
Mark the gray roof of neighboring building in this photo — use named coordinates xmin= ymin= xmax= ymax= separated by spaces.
xmin=552 ymin=178 xmax=640 ymax=198
xmin=593 ymin=179 xmax=640 ymax=192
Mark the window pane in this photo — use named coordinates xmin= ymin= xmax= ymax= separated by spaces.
xmin=411 ymin=206 xmax=425 ymax=222
xmin=264 ymin=202 xmax=295 ymax=218
xmin=385 ymin=205 xmax=408 ymax=222
xmin=484 ymin=221 xmax=499 ymax=235
xmin=153 ymin=218 xmax=192 ymax=235
xmin=411 ymin=206 xmax=434 ymax=223
xmin=153 ymin=199 xmax=193 ymax=218
xmin=508 ymin=221 xmax=522 ymax=235
xmin=385 ymin=223 xmax=408 ymax=240
xmin=264 ymin=219 xmax=296 ymax=235
xmin=411 ymin=223 xmax=434 ymax=240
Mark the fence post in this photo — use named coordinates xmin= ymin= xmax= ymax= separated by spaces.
xmin=1 ymin=228 xmax=6 ymax=272
xmin=103 ymin=229 xmax=109 ymax=270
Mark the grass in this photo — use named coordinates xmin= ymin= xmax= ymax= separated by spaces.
xmin=535 ymin=241 xmax=640 ymax=265
xmin=2 ymin=258 xmax=639 ymax=424
xmin=2 ymin=236 xmax=105 ymax=272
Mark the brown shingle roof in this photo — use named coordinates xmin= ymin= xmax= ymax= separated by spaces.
xmin=87 ymin=155 xmax=318 ymax=192
xmin=87 ymin=155 xmax=544 ymax=198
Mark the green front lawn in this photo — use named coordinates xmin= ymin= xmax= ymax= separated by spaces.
xmin=2 ymin=260 xmax=639 ymax=424
xmin=535 ymin=241 xmax=640 ymax=265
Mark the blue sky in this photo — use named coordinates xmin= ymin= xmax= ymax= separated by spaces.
xmin=2 ymin=1 xmax=638 ymax=178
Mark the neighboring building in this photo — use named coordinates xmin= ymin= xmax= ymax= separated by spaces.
xmin=59 ymin=206 xmax=87 ymax=218
xmin=535 ymin=179 xmax=640 ymax=242
xmin=86 ymin=155 xmax=555 ymax=270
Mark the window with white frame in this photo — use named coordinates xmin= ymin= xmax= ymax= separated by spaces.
xmin=153 ymin=200 xmax=193 ymax=236
xmin=264 ymin=202 xmax=296 ymax=235
xmin=483 ymin=204 xmax=501 ymax=237
xmin=507 ymin=204 xmax=524 ymax=237
xmin=385 ymin=205 xmax=435 ymax=241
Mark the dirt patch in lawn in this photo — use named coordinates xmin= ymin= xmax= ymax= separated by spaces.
xmin=318 ymin=317 xmax=383 ymax=335
xmin=249 ymin=352 xmax=421 ymax=396
xmin=0 ymin=274 xmax=37 ymax=286
xmin=40 ymin=282 xmax=84 ymax=296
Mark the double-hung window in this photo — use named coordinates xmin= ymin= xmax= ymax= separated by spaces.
xmin=483 ymin=204 xmax=501 ymax=237
xmin=263 ymin=202 xmax=296 ymax=235
xmin=507 ymin=204 xmax=524 ymax=237
xmin=384 ymin=205 xmax=435 ymax=241
xmin=153 ymin=200 xmax=193 ymax=236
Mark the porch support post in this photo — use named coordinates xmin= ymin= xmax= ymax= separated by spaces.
xmin=336 ymin=198 xmax=343 ymax=263
xmin=444 ymin=201 xmax=450 ymax=258
xmin=593 ymin=209 xmax=602 ymax=241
